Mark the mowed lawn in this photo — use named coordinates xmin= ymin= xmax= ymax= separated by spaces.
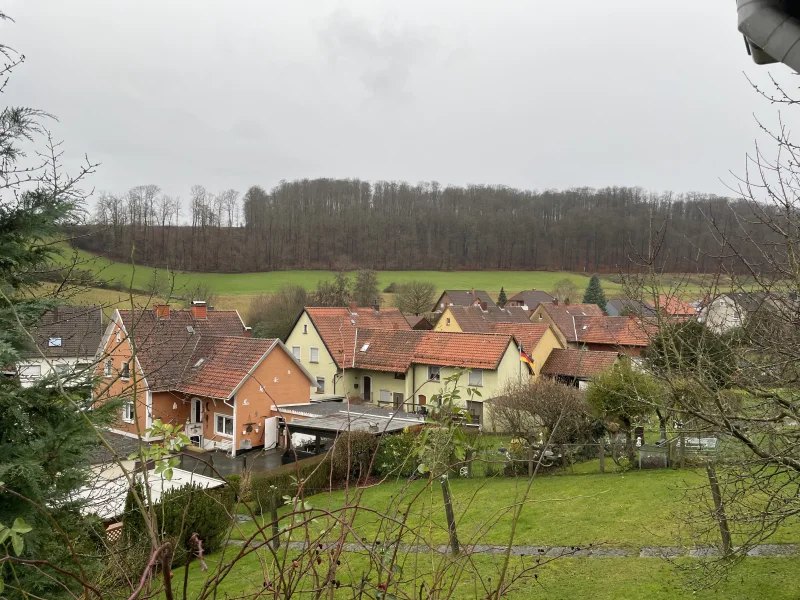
xmin=167 ymin=470 xmax=800 ymax=599
xmin=230 ymin=469 xmax=800 ymax=548
xmin=171 ymin=552 xmax=800 ymax=600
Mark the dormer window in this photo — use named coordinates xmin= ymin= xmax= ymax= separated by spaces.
xmin=48 ymin=337 xmax=62 ymax=347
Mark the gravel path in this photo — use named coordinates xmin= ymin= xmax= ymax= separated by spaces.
xmin=226 ymin=539 xmax=798 ymax=558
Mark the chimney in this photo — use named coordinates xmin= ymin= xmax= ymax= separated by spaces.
xmin=349 ymin=302 xmax=358 ymax=314
xmin=154 ymin=304 xmax=170 ymax=320
xmin=602 ymin=311 xmax=609 ymax=316
xmin=191 ymin=300 xmax=207 ymax=320
xmin=471 ymin=288 xmax=476 ymax=296
xmin=243 ymin=326 xmax=253 ymax=338
xmin=552 ymin=299 xmax=559 ymax=307
xmin=372 ymin=304 xmax=380 ymax=312
xmin=480 ymin=301 xmax=487 ymax=311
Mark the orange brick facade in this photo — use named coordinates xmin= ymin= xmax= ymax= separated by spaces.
xmin=95 ymin=314 xmax=315 ymax=451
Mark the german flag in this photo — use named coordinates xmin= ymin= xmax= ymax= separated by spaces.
xmin=520 ymin=348 xmax=534 ymax=368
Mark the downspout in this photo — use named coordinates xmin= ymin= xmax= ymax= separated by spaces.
xmin=412 ymin=364 xmax=415 ymax=409
xmin=738 ymin=0 xmax=800 ymax=71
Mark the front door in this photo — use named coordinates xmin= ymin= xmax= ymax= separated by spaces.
xmin=363 ymin=376 xmax=372 ymax=402
xmin=393 ymin=392 xmax=404 ymax=411
xmin=191 ymin=398 xmax=202 ymax=423
xmin=188 ymin=398 xmax=203 ymax=446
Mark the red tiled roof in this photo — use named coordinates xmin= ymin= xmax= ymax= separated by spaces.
xmin=487 ymin=322 xmax=551 ymax=354
xmin=414 ymin=331 xmax=513 ymax=370
xmin=541 ymin=348 xmax=618 ymax=378
xmin=352 ymin=329 xmax=425 ymax=372
xmin=445 ymin=305 xmax=531 ymax=333
xmin=305 ymin=307 xmax=411 ymax=368
xmin=655 ymin=294 xmax=696 ymax=316
xmin=175 ymin=336 xmax=276 ymax=398
xmin=348 ymin=329 xmax=514 ymax=372
xmin=538 ymin=303 xmax=605 ymax=342
xmin=573 ymin=316 xmax=657 ymax=347
xmin=116 ymin=308 xmax=248 ymax=391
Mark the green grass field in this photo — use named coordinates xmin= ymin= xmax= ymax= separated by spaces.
xmin=165 ymin=469 xmax=800 ymax=599
xmin=57 ymin=246 xmax=726 ymax=309
xmin=58 ymin=245 xmax=623 ymax=296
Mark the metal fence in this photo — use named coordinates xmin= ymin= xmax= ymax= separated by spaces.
xmin=462 ymin=432 xmax=724 ymax=478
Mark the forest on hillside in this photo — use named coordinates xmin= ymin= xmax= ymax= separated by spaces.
xmin=74 ymin=179 xmax=772 ymax=273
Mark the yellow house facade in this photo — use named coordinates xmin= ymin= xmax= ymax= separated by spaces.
xmin=434 ymin=305 xmax=564 ymax=378
xmin=284 ymin=306 xmax=412 ymax=397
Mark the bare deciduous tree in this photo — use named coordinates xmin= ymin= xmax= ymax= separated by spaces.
xmin=392 ymin=280 xmax=437 ymax=315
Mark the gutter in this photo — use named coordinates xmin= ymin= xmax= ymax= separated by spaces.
xmin=738 ymin=0 xmax=800 ymax=71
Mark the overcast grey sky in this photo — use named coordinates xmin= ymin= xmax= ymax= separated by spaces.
xmin=3 ymin=0 xmax=796 ymax=201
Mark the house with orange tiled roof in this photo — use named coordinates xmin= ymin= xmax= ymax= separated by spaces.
xmin=541 ymin=348 xmax=619 ymax=389
xmin=294 ymin=323 xmax=532 ymax=428
xmin=654 ymin=294 xmax=697 ymax=318
xmin=284 ymin=304 xmax=411 ymax=398
xmin=571 ymin=315 xmax=657 ymax=357
xmin=95 ymin=302 xmax=317 ymax=453
xmin=434 ymin=305 xmax=564 ymax=375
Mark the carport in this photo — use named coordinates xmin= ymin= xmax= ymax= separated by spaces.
xmin=285 ymin=407 xmax=425 ymax=455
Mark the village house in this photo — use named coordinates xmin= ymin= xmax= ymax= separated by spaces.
xmin=431 ymin=289 xmax=497 ymax=313
xmin=337 ymin=328 xmax=532 ymax=428
xmin=434 ymin=304 xmax=531 ymax=332
xmin=529 ymin=301 xmax=604 ymax=347
xmin=95 ymin=302 xmax=316 ymax=454
xmin=654 ymin=294 xmax=697 ymax=318
xmin=504 ymin=289 xmax=556 ymax=311
xmin=15 ymin=305 xmax=103 ymax=387
xmin=570 ymin=315 xmax=656 ymax=357
xmin=540 ymin=348 xmax=619 ymax=389
xmin=284 ymin=304 xmax=411 ymax=397
xmin=698 ymin=291 xmax=778 ymax=334
xmin=433 ymin=304 xmax=563 ymax=372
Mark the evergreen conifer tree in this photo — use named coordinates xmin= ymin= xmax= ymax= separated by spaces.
xmin=498 ymin=287 xmax=507 ymax=307
xmin=582 ymin=274 xmax=607 ymax=311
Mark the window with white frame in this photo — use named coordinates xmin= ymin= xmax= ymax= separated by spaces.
xmin=468 ymin=368 xmax=483 ymax=386
xmin=446 ymin=318 xmax=451 ymax=326
xmin=54 ymin=364 xmax=71 ymax=377
xmin=316 ymin=376 xmax=325 ymax=392
xmin=428 ymin=366 xmax=441 ymax=381
xmin=292 ymin=346 xmax=301 ymax=359
xmin=104 ymin=359 xmax=113 ymax=377
xmin=120 ymin=361 xmax=130 ymax=379
xmin=116 ymin=330 xmax=121 ymax=343
xmin=379 ymin=389 xmax=391 ymax=404
xmin=19 ymin=364 xmax=41 ymax=379
xmin=122 ymin=402 xmax=135 ymax=423
xmin=215 ymin=414 xmax=234 ymax=437
xmin=310 ymin=347 xmax=319 ymax=363
xmin=48 ymin=336 xmax=62 ymax=347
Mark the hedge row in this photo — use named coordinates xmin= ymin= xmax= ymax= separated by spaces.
xmin=227 ymin=453 xmax=333 ymax=515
